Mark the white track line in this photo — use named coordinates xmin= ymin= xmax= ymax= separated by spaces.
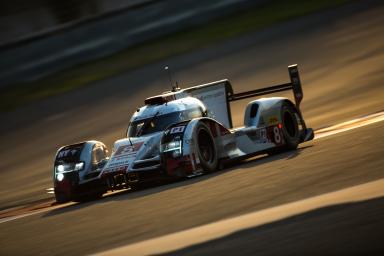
xmin=0 ymin=203 xmax=74 ymax=224
xmin=46 ymin=188 xmax=54 ymax=194
xmin=2 ymin=111 xmax=384 ymax=225
xmin=314 ymin=111 xmax=384 ymax=139
xmin=0 ymin=189 xmax=130 ymax=224
xmin=95 ymin=178 xmax=384 ymax=256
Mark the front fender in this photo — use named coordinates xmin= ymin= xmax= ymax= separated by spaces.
xmin=160 ymin=120 xmax=195 ymax=177
xmin=161 ymin=117 xmax=232 ymax=176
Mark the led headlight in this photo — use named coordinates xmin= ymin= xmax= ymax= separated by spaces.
xmin=163 ymin=140 xmax=181 ymax=151
xmin=74 ymin=162 xmax=84 ymax=171
xmin=56 ymin=164 xmax=64 ymax=172
xmin=56 ymin=173 xmax=64 ymax=181
xmin=55 ymin=162 xmax=84 ymax=173
xmin=162 ymin=140 xmax=182 ymax=158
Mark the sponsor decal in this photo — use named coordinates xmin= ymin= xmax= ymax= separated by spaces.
xmin=195 ymin=90 xmax=225 ymax=102
xmin=102 ymin=166 xmax=127 ymax=175
xmin=247 ymin=128 xmax=268 ymax=143
xmin=114 ymin=142 xmax=144 ymax=156
xmin=57 ymin=149 xmax=78 ymax=158
xmin=170 ymin=126 xmax=185 ymax=134
xmin=268 ymin=116 xmax=279 ymax=125
xmin=103 ymin=142 xmax=144 ymax=173
xmin=188 ymin=85 xmax=231 ymax=128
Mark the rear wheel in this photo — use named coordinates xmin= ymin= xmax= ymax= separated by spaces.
xmin=195 ymin=122 xmax=218 ymax=172
xmin=281 ymin=102 xmax=300 ymax=150
xmin=268 ymin=102 xmax=300 ymax=155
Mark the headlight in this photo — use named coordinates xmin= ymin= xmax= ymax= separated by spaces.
xmin=55 ymin=162 xmax=84 ymax=173
xmin=74 ymin=162 xmax=84 ymax=171
xmin=162 ymin=140 xmax=181 ymax=151
xmin=56 ymin=164 xmax=64 ymax=172
xmin=56 ymin=173 xmax=64 ymax=181
xmin=162 ymin=140 xmax=182 ymax=158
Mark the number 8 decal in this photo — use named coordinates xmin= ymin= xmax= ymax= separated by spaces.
xmin=273 ymin=126 xmax=281 ymax=144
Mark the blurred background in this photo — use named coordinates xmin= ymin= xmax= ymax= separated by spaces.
xmin=0 ymin=0 xmax=352 ymax=108
xmin=1 ymin=0 xmax=154 ymax=45
xmin=0 ymin=0 xmax=267 ymax=88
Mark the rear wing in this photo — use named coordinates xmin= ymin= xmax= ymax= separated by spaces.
xmin=228 ymin=64 xmax=303 ymax=108
xmin=194 ymin=64 xmax=304 ymax=128
xmin=226 ymin=64 xmax=307 ymax=130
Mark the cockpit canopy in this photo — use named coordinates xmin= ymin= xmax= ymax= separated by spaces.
xmin=127 ymin=97 xmax=206 ymax=137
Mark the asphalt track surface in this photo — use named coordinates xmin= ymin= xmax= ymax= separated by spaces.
xmin=0 ymin=1 xmax=383 ymax=255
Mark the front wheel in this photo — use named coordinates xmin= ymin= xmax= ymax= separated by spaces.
xmin=195 ymin=122 xmax=218 ymax=172
xmin=55 ymin=192 xmax=71 ymax=204
xmin=129 ymin=182 xmax=143 ymax=191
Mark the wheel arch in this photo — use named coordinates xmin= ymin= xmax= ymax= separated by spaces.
xmin=161 ymin=117 xmax=226 ymax=176
xmin=244 ymin=97 xmax=293 ymax=127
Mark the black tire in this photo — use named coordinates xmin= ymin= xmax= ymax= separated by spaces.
xmin=129 ymin=182 xmax=143 ymax=191
xmin=281 ymin=102 xmax=300 ymax=150
xmin=268 ymin=102 xmax=300 ymax=156
xmin=195 ymin=122 xmax=218 ymax=172
xmin=55 ymin=192 xmax=71 ymax=204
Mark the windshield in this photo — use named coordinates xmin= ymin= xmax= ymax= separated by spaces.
xmin=127 ymin=108 xmax=203 ymax=137
xmin=55 ymin=143 xmax=84 ymax=164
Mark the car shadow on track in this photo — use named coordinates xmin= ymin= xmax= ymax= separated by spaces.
xmin=157 ymin=196 xmax=384 ymax=256
xmin=43 ymin=145 xmax=313 ymax=217
xmin=228 ymin=145 xmax=313 ymax=168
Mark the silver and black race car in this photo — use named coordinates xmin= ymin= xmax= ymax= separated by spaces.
xmin=52 ymin=64 xmax=314 ymax=202
xmin=53 ymin=141 xmax=109 ymax=202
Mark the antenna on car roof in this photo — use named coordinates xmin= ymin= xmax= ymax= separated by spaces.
xmin=164 ymin=66 xmax=180 ymax=92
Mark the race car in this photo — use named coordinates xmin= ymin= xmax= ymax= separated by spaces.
xmin=52 ymin=64 xmax=314 ymax=202
xmin=53 ymin=141 xmax=109 ymax=202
